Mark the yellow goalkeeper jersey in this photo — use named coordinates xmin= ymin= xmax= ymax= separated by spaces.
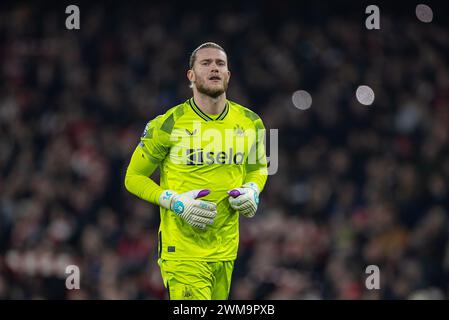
xmin=126 ymin=98 xmax=267 ymax=261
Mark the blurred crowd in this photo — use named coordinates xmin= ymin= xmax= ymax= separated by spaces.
xmin=1 ymin=1 xmax=449 ymax=299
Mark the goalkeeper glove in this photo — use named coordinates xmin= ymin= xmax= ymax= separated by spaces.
xmin=227 ymin=182 xmax=260 ymax=218
xmin=159 ymin=189 xmax=217 ymax=229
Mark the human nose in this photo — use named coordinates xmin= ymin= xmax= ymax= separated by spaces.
xmin=210 ymin=63 xmax=219 ymax=71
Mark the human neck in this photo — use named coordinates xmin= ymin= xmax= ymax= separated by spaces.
xmin=193 ymin=90 xmax=227 ymax=115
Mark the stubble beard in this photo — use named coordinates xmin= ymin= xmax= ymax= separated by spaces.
xmin=194 ymin=77 xmax=229 ymax=99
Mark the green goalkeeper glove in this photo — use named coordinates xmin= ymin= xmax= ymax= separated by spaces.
xmin=159 ymin=189 xmax=217 ymax=229
xmin=227 ymin=182 xmax=260 ymax=218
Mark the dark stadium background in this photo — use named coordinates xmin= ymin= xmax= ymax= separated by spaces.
xmin=1 ymin=0 xmax=449 ymax=299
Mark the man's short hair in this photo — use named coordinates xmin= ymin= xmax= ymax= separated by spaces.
xmin=189 ymin=42 xmax=227 ymax=69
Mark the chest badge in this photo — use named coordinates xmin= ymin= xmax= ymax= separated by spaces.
xmin=234 ymin=124 xmax=244 ymax=137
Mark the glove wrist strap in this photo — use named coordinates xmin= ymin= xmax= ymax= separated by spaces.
xmin=158 ymin=190 xmax=178 ymax=210
xmin=243 ymin=182 xmax=260 ymax=194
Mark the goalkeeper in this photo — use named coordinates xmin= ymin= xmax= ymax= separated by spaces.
xmin=124 ymin=42 xmax=268 ymax=300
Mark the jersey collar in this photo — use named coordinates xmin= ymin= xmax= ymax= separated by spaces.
xmin=189 ymin=98 xmax=229 ymax=121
